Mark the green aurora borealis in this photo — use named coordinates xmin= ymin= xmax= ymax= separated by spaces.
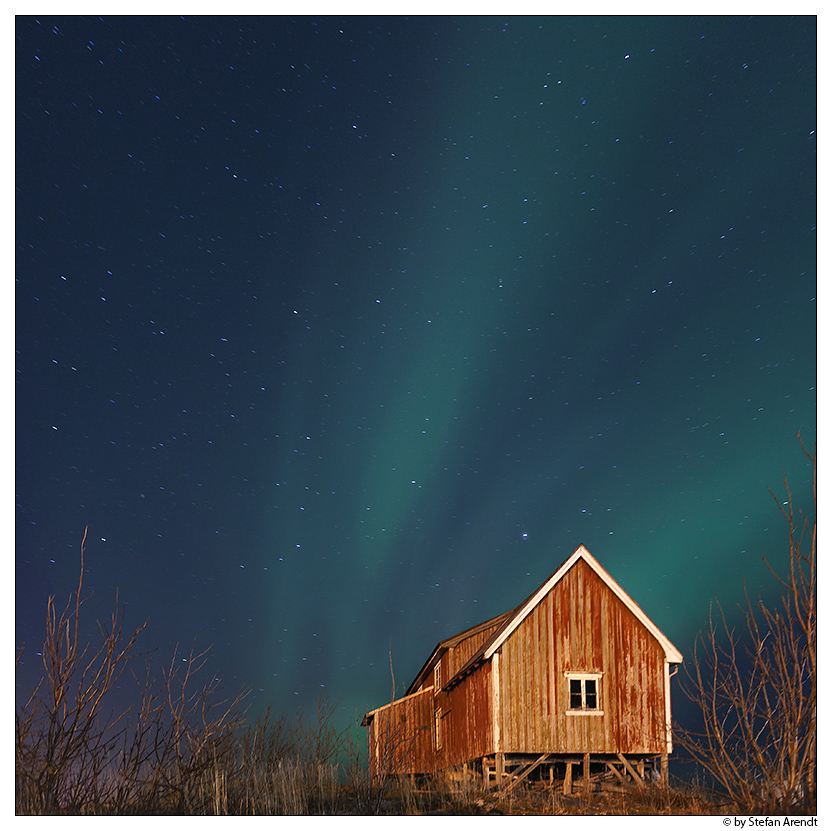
xmin=16 ymin=16 xmax=815 ymax=733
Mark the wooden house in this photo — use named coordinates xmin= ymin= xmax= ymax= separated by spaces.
xmin=362 ymin=545 xmax=683 ymax=793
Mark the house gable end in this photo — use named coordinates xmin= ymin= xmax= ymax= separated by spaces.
xmin=496 ymin=552 xmax=673 ymax=755
xmin=483 ymin=545 xmax=683 ymax=664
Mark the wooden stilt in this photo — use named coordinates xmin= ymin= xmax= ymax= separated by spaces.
xmin=661 ymin=754 xmax=668 ymax=788
xmin=616 ymin=753 xmax=645 ymax=788
xmin=563 ymin=761 xmax=573 ymax=795
xmin=606 ymin=761 xmax=628 ymax=785
xmin=583 ymin=752 xmax=591 ymax=796
xmin=501 ymin=753 xmax=551 ymax=796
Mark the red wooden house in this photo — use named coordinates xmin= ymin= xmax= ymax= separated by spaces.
xmin=362 ymin=545 xmax=683 ymax=792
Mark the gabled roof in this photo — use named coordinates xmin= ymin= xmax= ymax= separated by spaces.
xmin=491 ymin=544 xmax=682 ymax=662
xmin=444 ymin=545 xmax=683 ymax=689
xmin=405 ymin=610 xmax=513 ymax=696
xmin=401 ymin=545 xmax=682 ymax=698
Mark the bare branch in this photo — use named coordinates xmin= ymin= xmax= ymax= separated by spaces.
xmin=676 ymin=439 xmax=816 ymax=814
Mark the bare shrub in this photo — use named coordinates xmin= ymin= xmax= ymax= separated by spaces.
xmin=677 ymin=436 xmax=816 ymax=814
xmin=16 ymin=528 xmax=147 ymax=813
xmin=148 ymin=643 xmax=248 ymax=813
xmin=16 ymin=528 xmax=248 ymax=815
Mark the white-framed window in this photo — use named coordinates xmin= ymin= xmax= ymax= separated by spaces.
xmin=434 ymin=661 xmax=441 ymax=692
xmin=434 ymin=707 xmax=443 ymax=750
xmin=565 ymin=672 xmax=604 ymax=715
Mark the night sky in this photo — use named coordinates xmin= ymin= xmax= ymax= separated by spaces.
xmin=16 ymin=15 xmax=816 ymax=737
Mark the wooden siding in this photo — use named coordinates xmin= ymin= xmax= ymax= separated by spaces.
xmin=498 ymin=557 xmax=669 ymax=755
xmin=440 ymin=662 xmax=494 ymax=767
xmin=395 ymin=621 xmax=504 ymax=767
xmin=366 ymin=688 xmax=436 ymax=776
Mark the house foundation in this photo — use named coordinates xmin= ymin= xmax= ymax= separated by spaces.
xmin=479 ymin=752 xmax=667 ymax=795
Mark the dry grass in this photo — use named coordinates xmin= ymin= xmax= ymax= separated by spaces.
xmin=492 ymin=783 xmax=734 ymax=817
xmin=19 ymin=699 xmax=744 ymax=818
xmin=368 ymin=775 xmax=735 ymax=816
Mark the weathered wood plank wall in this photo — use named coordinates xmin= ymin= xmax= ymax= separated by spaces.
xmin=442 ymin=662 xmax=493 ymax=767
xmin=498 ymin=558 xmax=668 ymax=755
xmin=367 ymin=688 xmax=436 ymax=776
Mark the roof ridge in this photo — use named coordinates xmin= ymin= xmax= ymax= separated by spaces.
xmin=446 ymin=545 xmax=682 ymax=688
xmin=406 ymin=544 xmax=683 ymax=696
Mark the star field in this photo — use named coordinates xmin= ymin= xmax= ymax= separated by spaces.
xmin=16 ymin=16 xmax=816 ymax=731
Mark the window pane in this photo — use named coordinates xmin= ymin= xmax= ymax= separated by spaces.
xmin=570 ymin=679 xmax=583 ymax=709
xmin=585 ymin=679 xmax=597 ymax=709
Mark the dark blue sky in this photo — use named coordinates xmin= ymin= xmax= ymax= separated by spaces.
xmin=16 ymin=16 xmax=816 ymax=733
